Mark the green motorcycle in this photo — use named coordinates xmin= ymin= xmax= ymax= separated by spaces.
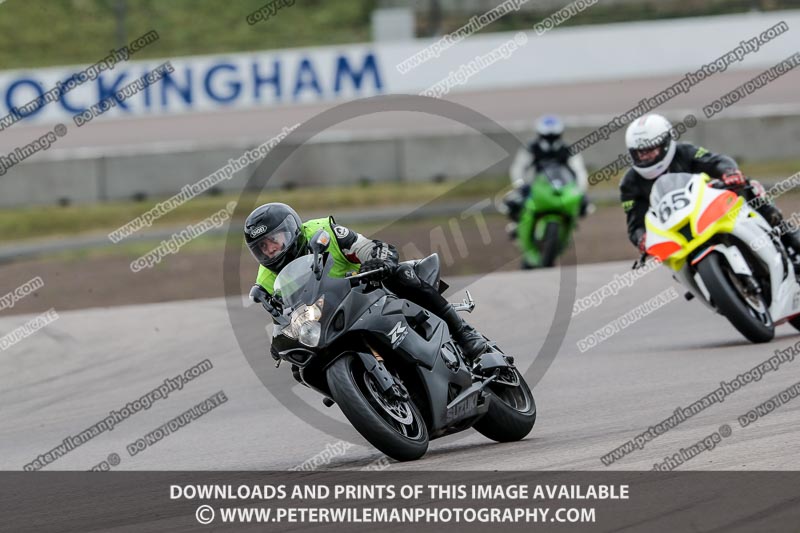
xmin=516 ymin=161 xmax=583 ymax=269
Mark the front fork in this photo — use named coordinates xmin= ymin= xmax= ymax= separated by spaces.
xmin=360 ymin=345 xmax=409 ymax=402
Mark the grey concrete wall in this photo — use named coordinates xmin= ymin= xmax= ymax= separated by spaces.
xmin=102 ymin=148 xmax=251 ymax=199
xmin=0 ymin=159 xmax=101 ymax=206
xmin=2 ymin=112 xmax=799 ymax=208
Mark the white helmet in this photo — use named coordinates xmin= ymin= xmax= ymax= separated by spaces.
xmin=625 ymin=114 xmax=676 ymax=180
xmin=535 ymin=114 xmax=566 ymax=153
xmin=536 ymin=114 xmax=564 ymax=138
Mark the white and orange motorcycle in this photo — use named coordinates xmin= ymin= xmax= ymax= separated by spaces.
xmin=643 ymin=172 xmax=800 ymax=343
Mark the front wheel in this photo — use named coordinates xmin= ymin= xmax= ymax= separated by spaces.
xmin=326 ymin=354 xmax=428 ymax=461
xmin=538 ymin=221 xmax=561 ymax=268
xmin=473 ymin=368 xmax=536 ymax=442
xmin=696 ymin=252 xmax=774 ymax=343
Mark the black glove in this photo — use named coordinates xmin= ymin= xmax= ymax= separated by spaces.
xmin=270 ymin=345 xmax=280 ymax=361
xmin=361 ymin=241 xmax=399 ymax=280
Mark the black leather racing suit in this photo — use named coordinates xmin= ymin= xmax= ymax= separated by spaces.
xmin=531 ymin=139 xmax=572 ymax=167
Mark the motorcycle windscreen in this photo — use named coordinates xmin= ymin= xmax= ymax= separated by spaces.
xmin=274 ymin=255 xmax=316 ymax=307
xmin=273 ymin=254 xmax=353 ymax=309
xmin=648 ymin=172 xmax=693 ymax=207
xmin=541 ymin=162 xmax=576 ymax=190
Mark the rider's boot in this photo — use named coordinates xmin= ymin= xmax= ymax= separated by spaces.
xmin=505 ymin=222 xmax=518 ymax=240
xmin=757 ymin=203 xmax=800 ymax=269
xmin=758 ymin=203 xmax=800 ymax=249
xmin=440 ymin=305 xmax=488 ymax=363
xmin=502 ymin=189 xmax=524 ymax=223
xmin=783 ymin=229 xmax=800 ymax=274
xmin=579 ymin=195 xmax=590 ymax=218
xmin=782 ymin=227 xmax=800 ymax=257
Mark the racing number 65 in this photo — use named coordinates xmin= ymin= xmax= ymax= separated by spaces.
xmin=658 ymin=190 xmax=690 ymax=223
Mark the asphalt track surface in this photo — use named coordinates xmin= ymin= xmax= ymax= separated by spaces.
xmin=2 ymin=68 xmax=799 ymax=153
xmin=3 ymin=259 xmax=800 ymax=472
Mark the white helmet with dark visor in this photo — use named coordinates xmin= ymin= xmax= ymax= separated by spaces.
xmin=625 ymin=114 xmax=677 ymax=180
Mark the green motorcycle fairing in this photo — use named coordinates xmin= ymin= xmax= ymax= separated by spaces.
xmin=517 ymin=163 xmax=583 ymax=267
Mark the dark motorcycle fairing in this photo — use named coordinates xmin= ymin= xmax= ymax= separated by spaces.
xmin=270 ymin=253 xmax=503 ymax=439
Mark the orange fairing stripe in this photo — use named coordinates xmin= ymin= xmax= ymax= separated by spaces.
xmin=697 ymin=190 xmax=737 ymax=234
xmin=647 ymin=241 xmax=681 ymax=261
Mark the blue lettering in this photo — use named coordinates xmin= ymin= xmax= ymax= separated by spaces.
xmin=334 ymin=53 xmax=382 ymax=95
xmin=161 ymin=67 xmax=193 ymax=106
xmin=97 ymin=72 xmax=130 ymax=110
xmin=292 ymin=58 xmax=322 ymax=99
xmin=5 ymin=78 xmax=45 ymax=119
xmin=57 ymin=75 xmax=86 ymax=114
xmin=143 ymin=70 xmax=153 ymax=109
xmin=204 ymin=63 xmax=241 ymax=103
xmin=252 ymin=60 xmax=280 ymax=101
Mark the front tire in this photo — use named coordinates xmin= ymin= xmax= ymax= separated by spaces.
xmin=696 ymin=253 xmax=774 ymax=343
xmin=474 ymin=368 xmax=536 ymax=442
xmin=327 ymin=354 xmax=428 ymax=461
xmin=539 ymin=221 xmax=560 ymax=268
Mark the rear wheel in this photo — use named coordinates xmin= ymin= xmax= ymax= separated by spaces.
xmin=539 ymin=221 xmax=561 ymax=268
xmin=327 ymin=354 xmax=428 ymax=461
xmin=473 ymin=368 xmax=536 ymax=442
xmin=697 ymin=253 xmax=774 ymax=343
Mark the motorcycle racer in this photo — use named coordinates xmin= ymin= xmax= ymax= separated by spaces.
xmin=245 ymin=202 xmax=488 ymax=362
xmin=503 ymin=114 xmax=590 ymax=224
xmin=620 ymin=113 xmax=800 ymax=257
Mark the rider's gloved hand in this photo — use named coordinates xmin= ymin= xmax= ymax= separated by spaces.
xmin=361 ymin=241 xmax=399 ymax=280
xmin=270 ymin=345 xmax=280 ymax=361
xmin=749 ymin=178 xmax=766 ymax=199
xmin=721 ymin=169 xmax=747 ymax=188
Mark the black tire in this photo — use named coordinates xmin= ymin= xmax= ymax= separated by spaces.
xmin=539 ymin=221 xmax=560 ymax=268
xmin=473 ymin=369 xmax=537 ymax=442
xmin=696 ymin=252 xmax=774 ymax=343
xmin=326 ymin=354 xmax=428 ymax=461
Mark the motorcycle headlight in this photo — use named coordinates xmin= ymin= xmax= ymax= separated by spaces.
xmin=288 ymin=296 xmax=324 ymax=347
xmin=298 ymin=321 xmax=322 ymax=347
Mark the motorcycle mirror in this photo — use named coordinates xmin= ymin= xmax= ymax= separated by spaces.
xmin=309 ymin=229 xmax=331 ymax=254
xmin=309 ymin=229 xmax=330 ymax=280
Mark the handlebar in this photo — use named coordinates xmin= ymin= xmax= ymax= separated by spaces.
xmin=263 ymin=296 xmax=284 ymax=318
xmin=345 ymin=266 xmax=388 ymax=281
xmin=709 ymin=179 xmax=753 ymax=194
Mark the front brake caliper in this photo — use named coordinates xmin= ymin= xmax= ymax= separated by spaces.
xmin=390 ymin=377 xmax=410 ymax=401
